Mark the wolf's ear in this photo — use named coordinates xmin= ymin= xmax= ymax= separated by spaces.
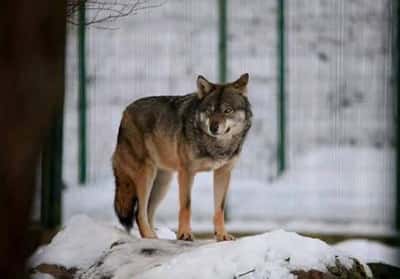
xmin=232 ymin=73 xmax=249 ymax=95
xmin=197 ymin=75 xmax=214 ymax=98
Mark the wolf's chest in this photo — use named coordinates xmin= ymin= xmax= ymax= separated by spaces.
xmin=190 ymin=135 xmax=241 ymax=171
xmin=192 ymin=157 xmax=230 ymax=172
xmin=205 ymin=158 xmax=229 ymax=170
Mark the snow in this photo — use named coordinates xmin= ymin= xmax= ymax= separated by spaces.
xmin=334 ymin=239 xmax=400 ymax=267
xmin=135 ymin=230 xmax=357 ymax=279
xmin=30 ymin=273 xmax=54 ymax=279
xmin=29 ymin=215 xmax=178 ymax=270
xmin=29 ymin=215 xmax=131 ymax=269
xmin=63 ymin=147 xmax=396 ymax=237
xmin=30 ymin=215 xmax=372 ymax=279
xmin=230 ymin=146 xmax=395 ymax=230
xmin=154 ymin=226 xmax=177 ymax=240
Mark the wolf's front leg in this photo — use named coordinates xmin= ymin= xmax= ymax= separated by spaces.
xmin=177 ymin=169 xmax=195 ymax=241
xmin=213 ymin=164 xmax=235 ymax=241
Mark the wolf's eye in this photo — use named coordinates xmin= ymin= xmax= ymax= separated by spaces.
xmin=224 ymin=107 xmax=233 ymax=114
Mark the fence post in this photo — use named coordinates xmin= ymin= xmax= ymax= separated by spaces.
xmin=218 ymin=0 xmax=229 ymax=221
xmin=394 ymin=0 xmax=400 ymax=237
xmin=277 ymin=0 xmax=287 ymax=176
xmin=78 ymin=0 xmax=87 ymax=184
xmin=41 ymin=106 xmax=64 ymax=229
xmin=218 ymin=0 xmax=227 ymax=83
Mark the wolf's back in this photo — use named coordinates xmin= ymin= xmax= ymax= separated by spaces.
xmin=123 ymin=94 xmax=197 ymax=135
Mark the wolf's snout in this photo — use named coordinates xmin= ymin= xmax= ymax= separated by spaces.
xmin=210 ymin=122 xmax=219 ymax=134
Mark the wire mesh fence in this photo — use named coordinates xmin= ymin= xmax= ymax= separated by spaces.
xmin=62 ymin=0 xmax=396 ymax=235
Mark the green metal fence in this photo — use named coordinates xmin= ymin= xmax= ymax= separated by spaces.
xmin=38 ymin=0 xmax=398 ymax=234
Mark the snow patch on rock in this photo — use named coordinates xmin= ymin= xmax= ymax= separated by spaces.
xmin=335 ymin=239 xmax=400 ymax=267
xmin=29 ymin=215 xmax=133 ymax=269
xmin=136 ymin=230 xmax=359 ymax=279
xmin=30 ymin=215 xmax=372 ymax=279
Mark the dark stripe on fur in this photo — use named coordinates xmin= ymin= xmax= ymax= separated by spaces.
xmin=185 ymin=197 xmax=191 ymax=209
xmin=220 ymin=193 xmax=226 ymax=211
xmin=117 ymin=125 xmax=123 ymax=144
xmin=216 ymin=87 xmax=225 ymax=109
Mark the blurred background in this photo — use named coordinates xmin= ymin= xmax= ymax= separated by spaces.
xmin=34 ymin=0 xmax=398 ymax=254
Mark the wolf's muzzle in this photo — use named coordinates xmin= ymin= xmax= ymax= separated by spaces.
xmin=210 ymin=121 xmax=219 ymax=134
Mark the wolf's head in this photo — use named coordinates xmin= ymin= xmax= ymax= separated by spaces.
xmin=195 ymin=73 xmax=252 ymax=140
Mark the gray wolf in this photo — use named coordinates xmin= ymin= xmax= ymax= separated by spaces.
xmin=112 ymin=73 xmax=252 ymax=241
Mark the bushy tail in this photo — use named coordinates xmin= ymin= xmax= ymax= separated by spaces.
xmin=114 ymin=174 xmax=137 ymax=231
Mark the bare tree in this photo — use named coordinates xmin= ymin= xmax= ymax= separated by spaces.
xmin=66 ymin=0 xmax=164 ymax=25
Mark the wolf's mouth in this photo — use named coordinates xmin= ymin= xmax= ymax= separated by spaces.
xmin=206 ymin=126 xmax=231 ymax=138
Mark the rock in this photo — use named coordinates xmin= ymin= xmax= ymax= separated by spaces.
xmin=29 ymin=215 xmax=373 ymax=279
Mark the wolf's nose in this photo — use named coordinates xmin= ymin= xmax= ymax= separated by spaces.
xmin=210 ymin=122 xmax=219 ymax=134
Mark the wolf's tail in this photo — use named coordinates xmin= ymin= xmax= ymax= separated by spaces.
xmin=113 ymin=173 xmax=137 ymax=231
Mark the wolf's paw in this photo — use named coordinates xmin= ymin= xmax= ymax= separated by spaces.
xmin=177 ymin=231 xmax=195 ymax=241
xmin=141 ymin=230 xmax=158 ymax=239
xmin=215 ymin=232 xmax=235 ymax=242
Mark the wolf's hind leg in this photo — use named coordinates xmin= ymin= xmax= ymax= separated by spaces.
xmin=135 ymin=162 xmax=158 ymax=238
xmin=147 ymin=169 xmax=173 ymax=229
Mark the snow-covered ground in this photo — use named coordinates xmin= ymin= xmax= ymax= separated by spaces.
xmin=30 ymin=215 xmax=374 ymax=279
xmin=63 ymin=146 xmax=396 ymax=237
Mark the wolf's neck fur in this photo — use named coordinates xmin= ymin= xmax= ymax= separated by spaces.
xmin=194 ymin=131 xmax=244 ymax=160
xmin=185 ymin=114 xmax=248 ymax=160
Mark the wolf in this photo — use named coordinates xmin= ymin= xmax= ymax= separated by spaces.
xmin=112 ymin=73 xmax=252 ymax=241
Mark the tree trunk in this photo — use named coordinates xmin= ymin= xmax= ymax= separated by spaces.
xmin=0 ymin=1 xmax=66 ymax=277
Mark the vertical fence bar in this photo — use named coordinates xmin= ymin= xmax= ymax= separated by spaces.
xmin=218 ymin=0 xmax=229 ymax=221
xmin=218 ymin=0 xmax=227 ymax=83
xmin=277 ymin=0 xmax=286 ymax=175
xmin=41 ymin=107 xmax=64 ymax=228
xmin=394 ymin=0 xmax=400 ymax=237
xmin=78 ymin=0 xmax=87 ymax=184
